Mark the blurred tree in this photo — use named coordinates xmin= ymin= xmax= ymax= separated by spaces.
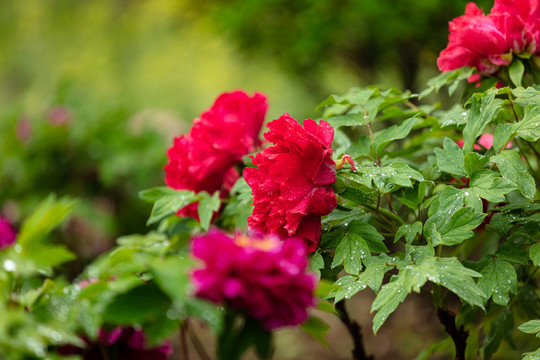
xmin=189 ymin=0 xmax=493 ymax=95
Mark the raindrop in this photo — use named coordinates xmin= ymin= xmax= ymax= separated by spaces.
xmin=3 ymin=259 xmax=16 ymax=272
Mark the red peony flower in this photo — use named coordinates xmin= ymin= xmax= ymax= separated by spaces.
xmin=191 ymin=229 xmax=316 ymax=329
xmin=244 ymin=114 xmax=337 ymax=253
xmin=0 ymin=216 xmax=16 ymax=250
xmin=164 ymin=90 xmax=267 ymax=219
xmin=438 ymin=0 xmax=540 ymax=75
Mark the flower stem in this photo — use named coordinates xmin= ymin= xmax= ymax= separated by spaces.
xmin=186 ymin=319 xmax=213 ymax=360
xmin=335 ymin=300 xmax=374 ymax=360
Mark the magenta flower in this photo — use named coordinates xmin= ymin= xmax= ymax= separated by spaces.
xmin=57 ymin=327 xmax=172 ymax=360
xmin=438 ymin=0 xmax=540 ymax=75
xmin=164 ymin=90 xmax=267 ymax=219
xmin=0 ymin=216 xmax=16 ymax=250
xmin=191 ymin=230 xmax=316 ymax=329
xmin=244 ymin=114 xmax=337 ymax=253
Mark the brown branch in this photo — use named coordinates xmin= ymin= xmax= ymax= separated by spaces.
xmin=436 ymin=308 xmax=468 ymax=360
xmin=336 ymin=301 xmax=374 ymax=360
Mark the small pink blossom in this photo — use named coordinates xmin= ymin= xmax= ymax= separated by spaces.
xmin=191 ymin=230 xmax=316 ymax=329
xmin=244 ymin=114 xmax=337 ymax=253
xmin=0 ymin=216 xmax=16 ymax=250
xmin=455 ymin=133 xmax=513 ymax=150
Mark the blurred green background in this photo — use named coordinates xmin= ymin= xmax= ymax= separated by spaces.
xmin=0 ymin=1 xmax=497 ymax=358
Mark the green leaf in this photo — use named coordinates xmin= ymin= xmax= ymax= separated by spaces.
xmin=310 ymin=252 xmax=324 ymax=280
xmin=17 ymin=195 xmax=77 ymax=247
xmin=139 ymin=186 xmax=179 ymax=202
xmin=372 ymin=117 xmax=417 ymax=155
xmin=493 ymin=123 xmax=515 ymax=152
xmin=513 ymin=104 xmax=540 ymax=142
xmin=509 ymin=59 xmax=525 ymax=87
xmin=469 ymin=170 xmax=517 ymax=203
xmin=24 ymin=244 xmax=76 ymax=270
xmin=371 ymin=277 xmax=408 ymax=334
xmin=152 ymin=256 xmax=195 ymax=303
xmin=394 ymin=222 xmax=422 ymax=244
xmin=463 ymin=90 xmax=503 ymax=153
xmin=387 ymin=161 xmax=424 ymax=188
xmin=103 ymin=283 xmax=172 ymax=325
xmin=434 ymin=137 xmax=466 ymax=177
xmin=491 ymin=150 xmax=536 ymax=200
xmin=146 ymin=189 xmax=199 ymax=225
xmin=531 ymin=243 xmax=540 ymax=267
xmin=425 ymin=207 xmax=486 ymax=246
xmin=420 ymin=67 xmax=474 ymax=98
xmin=523 ymin=348 xmax=540 ymax=360
xmin=371 ymin=256 xmax=485 ymax=333
xmin=326 ymin=113 xmax=365 ymax=129
xmin=300 ymin=316 xmax=330 ymax=346
xmin=518 ymin=320 xmax=540 ymax=335
xmin=496 ymin=242 xmax=529 ymax=266
xmin=197 ymin=191 xmax=221 ymax=231
xmin=417 ymin=257 xmax=486 ymax=308
xmin=332 ymin=221 xmax=387 ymax=274
xmin=482 ymin=307 xmax=515 ymax=360
xmin=477 ymin=258 xmax=518 ymax=306
xmin=464 ymin=153 xmax=488 ymax=177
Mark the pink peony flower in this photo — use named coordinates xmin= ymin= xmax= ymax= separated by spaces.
xmin=164 ymin=90 xmax=267 ymax=219
xmin=455 ymin=133 xmax=513 ymax=150
xmin=438 ymin=0 xmax=540 ymax=75
xmin=57 ymin=327 xmax=172 ymax=360
xmin=244 ymin=114 xmax=337 ymax=253
xmin=191 ymin=230 xmax=316 ymax=329
xmin=0 ymin=216 xmax=16 ymax=250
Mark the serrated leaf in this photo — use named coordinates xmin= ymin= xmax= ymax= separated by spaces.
xmin=425 ymin=207 xmax=486 ymax=246
xmin=387 ymin=161 xmax=424 ymax=188
xmin=477 ymin=258 xmax=517 ymax=306
xmin=197 ymin=191 xmax=221 ymax=231
xmin=435 ymin=137 xmax=467 ymax=177
xmin=509 ymin=59 xmax=525 ymax=87
xmin=372 ymin=117 xmax=417 ymax=155
xmin=371 ymin=278 xmax=408 ymax=333
xmin=394 ymin=222 xmax=423 ymax=244
xmin=332 ymin=234 xmax=367 ymax=274
xmin=463 ymin=90 xmax=503 ymax=153
xmin=418 ymin=257 xmax=486 ymax=308
xmin=470 ymin=170 xmax=517 ymax=203
xmin=491 ymin=150 xmax=536 ymax=200
xmin=371 ymin=255 xmax=485 ymax=333
xmin=513 ymin=104 xmax=540 ymax=142
xmin=332 ymin=275 xmax=368 ymax=302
